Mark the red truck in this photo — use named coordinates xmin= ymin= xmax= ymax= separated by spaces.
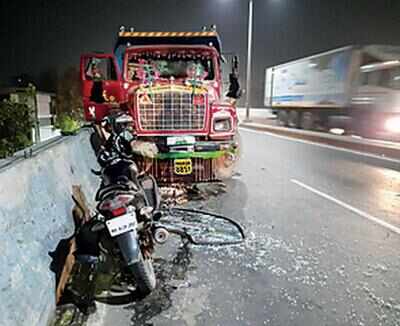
xmin=80 ymin=27 xmax=240 ymax=184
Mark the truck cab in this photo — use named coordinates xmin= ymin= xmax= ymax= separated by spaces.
xmin=352 ymin=58 xmax=400 ymax=140
xmin=80 ymin=28 xmax=240 ymax=184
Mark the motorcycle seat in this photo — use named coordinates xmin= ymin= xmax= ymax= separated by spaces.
xmin=96 ymin=183 xmax=135 ymax=202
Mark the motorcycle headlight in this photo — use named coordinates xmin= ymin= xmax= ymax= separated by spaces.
xmin=213 ymin=118 xmax=232 ymax=132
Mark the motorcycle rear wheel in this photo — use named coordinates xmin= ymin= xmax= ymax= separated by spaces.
xmin=129 ymin=252 xmax=156 ymax=296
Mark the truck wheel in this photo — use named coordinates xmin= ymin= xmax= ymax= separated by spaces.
xmin=288 ymin=111 xmax=300 ymax=128
xmin=277 ymin=111 xmax=289 ymax=126
xmin=300 ymin=112 xmax=315 ymax=130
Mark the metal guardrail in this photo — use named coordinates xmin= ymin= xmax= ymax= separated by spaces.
xmin=0 ymin=136 xmax=63 ymax=172
xmin=0 ymin=128 xmax=91 ymax=173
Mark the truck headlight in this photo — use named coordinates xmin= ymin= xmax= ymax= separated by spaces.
xmin=385 ymin=117 xmax=400 ymax=133
xmin=214 ymin=118 xmax=232 ymax=132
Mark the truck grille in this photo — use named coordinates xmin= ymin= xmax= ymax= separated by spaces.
xmin=137 ymin=90 xmax=206 ymax=131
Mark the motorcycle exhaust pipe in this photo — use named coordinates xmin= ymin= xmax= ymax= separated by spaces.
xmin=153 ymin=227 xmax=169 ymax=244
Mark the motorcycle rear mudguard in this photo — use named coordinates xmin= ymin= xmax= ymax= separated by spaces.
xmin=115 ymin=230 xmax=141 ymax=266
xmin=139 ymin=174 xmax=161 ymax=210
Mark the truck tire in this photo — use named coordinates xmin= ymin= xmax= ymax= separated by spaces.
xmin=300 ymin=112 xmax=315 ymax=130
xmin=277 ymin=111 xmax=289 ymax=126
xmin=288 ymin=110 xmax=301 ymax=128
xmin=129 ymin=252 xmax=156 ymax=296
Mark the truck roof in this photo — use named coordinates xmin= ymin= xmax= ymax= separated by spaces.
xmin=114 ymin=31 xmax=222 ymax=56
xmin=268 ymin=45 xmax=354 ymax=70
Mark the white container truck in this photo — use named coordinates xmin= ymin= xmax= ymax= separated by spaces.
xmin=264 ymin=45 xmax=400 ymax=140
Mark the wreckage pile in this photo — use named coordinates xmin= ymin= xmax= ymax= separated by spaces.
xmin=160 ymin=183 xmax=227 ymax=207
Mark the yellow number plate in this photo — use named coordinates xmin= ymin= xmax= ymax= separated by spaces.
xmin=174 ymin=159 xmax=193 ymax=175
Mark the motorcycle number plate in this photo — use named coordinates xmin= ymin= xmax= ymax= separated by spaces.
xmin=174 ymin=158 xmax=192 ymax=175
xmin=106 ymin=212 xmax=137 ymax=237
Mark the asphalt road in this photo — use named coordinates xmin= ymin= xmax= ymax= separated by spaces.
xmin=87 ymin=127 xmax=400 ymax=326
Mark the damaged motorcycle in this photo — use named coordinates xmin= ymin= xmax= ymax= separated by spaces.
xmin=75 ymin=112 xmax=170 ymax=304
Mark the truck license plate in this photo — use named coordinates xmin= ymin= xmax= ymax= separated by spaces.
xmin=106 ymin=212 xmax=137 ymax=237
xmin=174 ymin=158 xmax=192 ymax=175
xmin=167 ymin=136 xmax=195 ymax=146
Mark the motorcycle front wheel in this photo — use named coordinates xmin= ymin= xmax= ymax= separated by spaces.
xmin=129 ymin=252 xmax=156 ymax=296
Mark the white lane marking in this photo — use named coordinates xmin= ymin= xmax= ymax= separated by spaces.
xmin=239 ymin=126 xmax=400 ymax=164
xmin=291 ymin=179 xmax=400 ymax=235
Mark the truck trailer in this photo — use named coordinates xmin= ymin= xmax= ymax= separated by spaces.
xmin=264 ymin=45 xmax=400 ymax=141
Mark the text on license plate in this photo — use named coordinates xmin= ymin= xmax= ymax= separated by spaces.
xmin=106 ymin=213 xmax=137 ymax=237
xmin=174 ymin=158 xmax=192 ymax=175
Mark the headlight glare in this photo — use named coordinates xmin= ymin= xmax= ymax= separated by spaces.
xmin=385 ymin=117 xmax=400 ymax=133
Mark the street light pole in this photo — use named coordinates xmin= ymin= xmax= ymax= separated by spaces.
xmin=244 ymin=0 xmax=254 ymax=121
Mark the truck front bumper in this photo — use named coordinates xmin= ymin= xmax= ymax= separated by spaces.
xmin=135 ymin=141 xmax=238 ymax=184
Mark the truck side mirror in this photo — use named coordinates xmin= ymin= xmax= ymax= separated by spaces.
xmin=226 ymin=55 xmax=241 ymax=100
xmin=232 ymin=55 xmax=239 ymax=72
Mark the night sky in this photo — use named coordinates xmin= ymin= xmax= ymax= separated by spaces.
xmin=1 ymin=0 xmax=400 ymax=107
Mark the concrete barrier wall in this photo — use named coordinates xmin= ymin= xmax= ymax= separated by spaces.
xmin=0 ymin=129 xmax=98 ymax=326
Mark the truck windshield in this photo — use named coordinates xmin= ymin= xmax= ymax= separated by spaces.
xmin=388 ymin=66 xmax=400 ymax=89
xmin=127 ymin=54 xmax=215 ymax=81
xmin=361 ymin=66 xmax=400 ymax=90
